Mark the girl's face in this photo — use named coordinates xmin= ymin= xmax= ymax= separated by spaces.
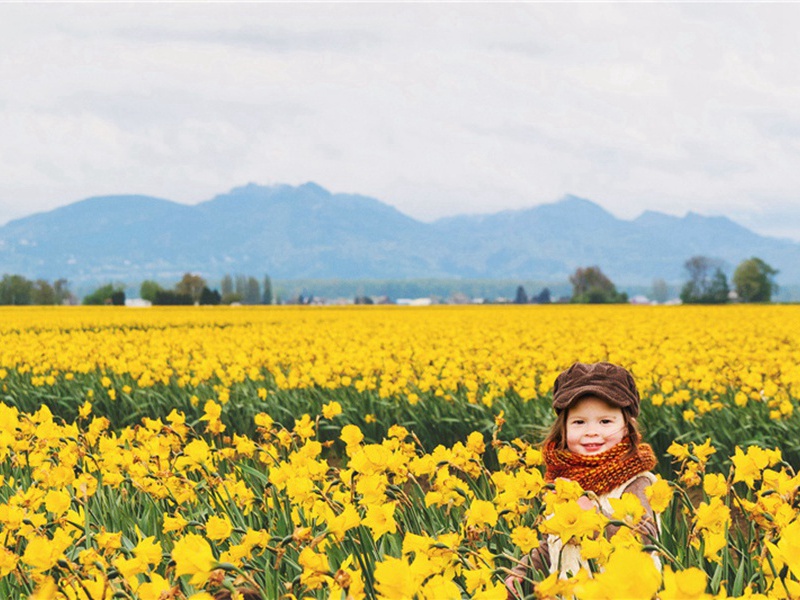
xmin=565 ymin=396 xmax=626 ymax=455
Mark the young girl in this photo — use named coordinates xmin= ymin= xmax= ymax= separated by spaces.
xmin=505 ymin=361 xmax=660 ymax=597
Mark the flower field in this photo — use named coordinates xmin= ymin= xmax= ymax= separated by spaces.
xmin=1 ymin=304 xmax=800 ymax=598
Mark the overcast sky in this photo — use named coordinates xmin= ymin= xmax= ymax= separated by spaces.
xmin=3 ymin=3 xmax=800 ymax=240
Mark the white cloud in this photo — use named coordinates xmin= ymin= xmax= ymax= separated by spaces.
xmin=1 ymin=3 xmax=800 ymax=240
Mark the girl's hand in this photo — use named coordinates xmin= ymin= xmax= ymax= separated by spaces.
xmin=504 ymin=573 xmax=523 ymax=598
xmin=577 ymin=495 xmax=595 ymax=511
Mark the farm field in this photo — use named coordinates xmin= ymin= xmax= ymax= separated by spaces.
xmin=0 ymin=304 xmax=799 ymax=598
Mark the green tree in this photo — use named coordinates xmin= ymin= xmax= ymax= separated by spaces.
xmin=531 ymin=288 xmax=551 ymax=304
xmin=53 ymin=279 xmax=74 ymax=305
xmin=680 ymin=256 xmax=729 ymax=304
xmin=221 ymin=291 xmax=242 ymax=305
xmin=0 ymin=274 xmax=34 ymax=305
xmin=244 ymin=276 xmax=261 ymax=305
xmin=262 ymin=274 xmax=273 ymax=305
xmin=110 ymin=289 xmax=125 ymax=306
xmin=221 ymin=274 xmax=234 ymax=297
xmin=199 ymin=287 xmax=221 ymax=305
xmin=140 ymin=280 xmax=163 ymax=303
xmin=235 ymin=275 xmax=247 ymax=298
xmin=569 ymin=266 xmax=627 ymax=304
xmin=220 ymin=274 xmax=240 ymax=304
xmin=651 ymin=278 xmax=669 ymax=304
xmin=153 ymin=290 xmax=192 ymax=305
xmin=733 ymin=257 xmax=779 ymax=303
xmin=514 ymin=285 xmax=528 ymax=304
xmin=83 ymin=284 xmax=125 ymax=305
xmin=31 ymin=280 xmax=56 ymax=305
xmin=175 ymin=273 xmax=206 ymax=304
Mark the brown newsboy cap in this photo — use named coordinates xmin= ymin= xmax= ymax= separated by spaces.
xmin=552 ymin=362 xmax=640 ymax=417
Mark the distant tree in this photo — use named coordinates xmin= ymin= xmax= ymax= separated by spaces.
xmin=110 ymin=289 xmax=125 ymax=306
xmin=354 ymin=295 xmax=374 ymax=305
xmin=235 ymin=275 xmax=247 ymax=298
xmin=83 ymin=284 xmax=125 ymax=306
xmin=570 ymin=266 xmax=627 ymax=304
xmin=514 ymin=286 xmax=528 ymax=304
xmin=705 ymin=270 xmax=730 ymax=304
xmin=82 ymin=286 xmax=107 ymax=305
xmin=733 ymin=257 xmax=779 ymax=303
xmin=175 ymin=273 xmax=206 ymax=304
xmin=53 ymin=279 xmax=73 ymax=305
xmin=153 ymin=290 xmax=192 ymax=305
xmin=221 ymin=274 xmax=234 ymax=298
xmin=651 ymin=278 xmax=669 ymax=304
xmin=31 ymin=279 xmax=56 ymax=305
xmin=0 ymin=274 xmax=33 ymax=305
xmin=140 ymin=280 xmax=163 ymax=303
xmin=532 ymin=287 xmax=551 ymax=304
xmin=680 ymin=256 xmax=729 ymax=304
xmin=262 ymin=275 xmax=273 ymax=305
xmin=244 ymin=277 xmax=261 ymax=305
xmin=221 ymin=291 xmax=242 ymax=305
xmin=199 ymin=286 xmax=222 ymax=305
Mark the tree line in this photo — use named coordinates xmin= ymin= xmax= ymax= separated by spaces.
xmin=551 ymin=255 xmax=778 ymax=305
xmin=73 ymin=273 xmax=276 ymax=306
xmin=0 ymin=275 xmax=75 ymax=305
xmin=0 ymin=256 xmax=780 ymax=306
xmin=678 ymin=256 xmax=778 ymax=304
xmin=0 ymin=273 xmax=276 ymax=306
xmin=139 ymin=273 xmax=274 ymax=306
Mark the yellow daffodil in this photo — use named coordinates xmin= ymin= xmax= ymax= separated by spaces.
xmin=609 ymin=492 xmax=646 ymax=525
xmin=703 ymin=473 xmax=728 ymax=497
xmin=661 ymin=566 xmax=710 ymax=599
xmin=539 ymin=499 xmax=606 ymax=542
xmin=298 ymin=546 xmax=331 ymax=589
xmin=172 ymin=533 xmax=216 ymax=586
xmin=362 ymin=502 xmax=397 ymax=539
xmin=374 ymin=556 xmax=420 ymax=599
xmin=322 ymin=401 xmax=343 ymax=419
xmin=466 ymin=499 xmax=499 ymax=529
xmin=509 ymin=525 xmax=540 ymax=554
xmin=732 ymin=446 xmax=769 ymax=489
xmin=645 ymin=476 xmax=674 ymax=513
xmin=575 ymin=547 xmax=661 ymax=600
xmin=205 ymin=514 xmax=234 ymax=541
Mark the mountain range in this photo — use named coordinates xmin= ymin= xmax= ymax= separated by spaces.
xmin=1 ymin=182 xmax=798 ymax=291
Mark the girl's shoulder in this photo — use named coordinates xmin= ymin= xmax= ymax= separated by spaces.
xmin=605 ymin=471 xmax=657 ymax=499
xmin=625 ymin=471 xmax=657 ymax=486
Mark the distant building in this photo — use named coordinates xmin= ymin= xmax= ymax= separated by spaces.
xmin=124 ymin=298 xmax=152 ymax=307
xmin=396 ymin=298 xmax=433 ymax=306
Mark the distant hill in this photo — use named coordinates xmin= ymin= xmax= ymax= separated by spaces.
xmin=1 ymin=182 xmax=798 ymax=291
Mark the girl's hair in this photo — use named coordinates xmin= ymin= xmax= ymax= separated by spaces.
xmin=543 ymin=397 xmax=642 ymax=456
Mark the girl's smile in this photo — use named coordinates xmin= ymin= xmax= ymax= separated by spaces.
xmin=565 ymin=395 xmax=626 ymax=455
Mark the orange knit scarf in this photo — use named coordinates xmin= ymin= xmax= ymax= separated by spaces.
xmin=543 ymin=438 xmax=657 ymax=495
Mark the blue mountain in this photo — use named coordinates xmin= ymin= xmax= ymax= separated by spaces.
xmin=0 ymin=183 xmax=797 ymax=287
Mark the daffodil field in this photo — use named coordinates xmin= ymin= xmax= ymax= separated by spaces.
xmin=1 ymin=305 xmax=800 ymax=599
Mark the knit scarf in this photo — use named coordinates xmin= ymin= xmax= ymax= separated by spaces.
xmin=543 ymin=438 xmax=657 ymax=496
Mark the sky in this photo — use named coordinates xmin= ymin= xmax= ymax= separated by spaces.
xmin=3 ymin=3 xmax=800 ymax=241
